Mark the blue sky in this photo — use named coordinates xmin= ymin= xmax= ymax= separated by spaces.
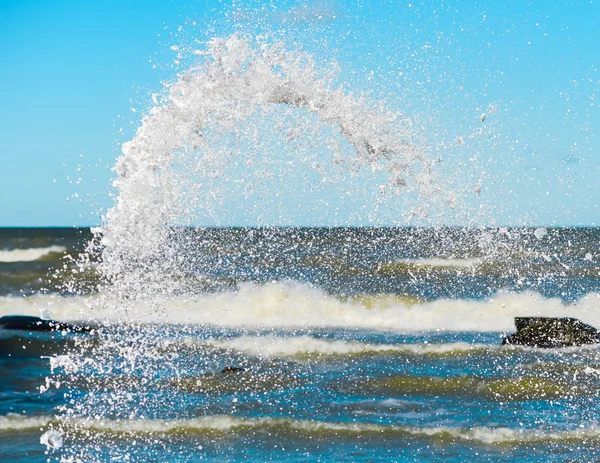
xmin=1 ymin=0 xmax=599 ymax=226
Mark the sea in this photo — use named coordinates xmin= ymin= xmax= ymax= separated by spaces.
xmin=2 ymin=226 xmax=600 ymax=462
xmin=2 ymin=28 xmax=598 ymax=463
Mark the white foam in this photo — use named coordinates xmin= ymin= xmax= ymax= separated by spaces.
xmin=152 ymin=282 xmax=600 ymax=332
xmin=0 ymin=294 xmax=97 ymax=320
xmin=0 ymin=414 xmax=51 ymax=430
xmin=399 ymin=258 xmax=482 ymax=268
xmin=0 ymin=246 xmax=66 ymax=263
xmin=10 ymin=414 xmax=600 ymax=445
xmin=205 ymin=335 xmax=491 ymax=357
xmin=5 ymin=282 xmax=600 ymax=332
xmin=409 ymin=424 xmax=600 ymax=444
xmin=40 ymin=428 xmax=63 ymax=450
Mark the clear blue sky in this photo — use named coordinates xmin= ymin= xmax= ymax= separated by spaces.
xmin=1 ymin=0 xmax=599 ymax=226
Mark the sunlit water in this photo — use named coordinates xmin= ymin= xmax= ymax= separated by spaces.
xmin=1 ymin=227 xmax=600 ymax=461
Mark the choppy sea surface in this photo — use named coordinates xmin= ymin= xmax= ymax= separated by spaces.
xmin=1 ymin=227 xmax=600 ymax=461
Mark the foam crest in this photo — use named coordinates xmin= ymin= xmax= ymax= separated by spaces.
xmin=148 ymin=282 xmax=600 ymax=332
xmin=206 ymin=335 xmax=491 ymax=357
xmin=11 ymin=414 xmax=600 ymax=446
xmin=410 ymin=425 xmax=600 ymax=445
xmin=0 ymin=414 xmax=52 ymax=430
xmin=398 ymin=257 xmax=482 ymax=268
xmin=6 ymin=284 xmax=600 ymax=332
xmin=0 ymin=294 xmax=96 ymax=320
xmin=0 ymin=246 xmax=66 ymax=263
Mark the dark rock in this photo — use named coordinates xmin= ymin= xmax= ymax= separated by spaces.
xmin=221 ymin=366 xmax=245 ymax=374
xmin=502 ymin=317 xmax=600 ymax=348
xmin=0 ymin=315 xmax=92 ymax=333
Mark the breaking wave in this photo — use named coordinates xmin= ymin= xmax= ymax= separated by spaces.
xmin=0 ymin=246 xmax=66 ymax=263
xmin=5 ymin=414 xmax=600 ymax=446
xmin=5 ymin=283 xmax=600 ymax=332
xmin=0 ymin=414 xmax=52 ymax=431
xmin=396 ymin=257 xmax=482 ymax=268
xmin=203 ymin=335 xmax=493 ymax=357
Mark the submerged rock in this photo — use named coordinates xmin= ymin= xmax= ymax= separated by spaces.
xmin=0 ymin=315 xmax=91 ymax=333
xmin=502 ymin=317 xmax=600 ymax=348
xmin=221 ymin=366 xmax=245 ymax=374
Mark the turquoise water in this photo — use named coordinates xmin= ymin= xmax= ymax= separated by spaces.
xmin=1 ymin=227 xmax=600 ymax=461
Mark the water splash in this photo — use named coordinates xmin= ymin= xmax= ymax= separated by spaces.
xmin=49 ymin=33 xmax=445 ymax=462
xmin=98 ymin=33 xmax=434 ymax=298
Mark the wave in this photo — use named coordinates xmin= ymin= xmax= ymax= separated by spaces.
xmin=0 ymin=246 xmax=67 ymax=263
xmin=204 ymin=335 xmax=493 ymax=357
xmin=3 ymin=282 xmax=600 ymax=332
xmin=0 ymin=413 xmax=51 ymax=430
xmin=396 ymin=258 xmax=482 ymax=268
xmin=6 ymin=414 xmax=600 ymax=446
xmin=409 ymin=425 xmax=600 ymax=445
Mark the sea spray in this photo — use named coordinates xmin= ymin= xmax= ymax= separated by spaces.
xmin=98 ymin=33 xmax=434 ymax=298
xmin=45 ymin=34 xmax=441 ymax=461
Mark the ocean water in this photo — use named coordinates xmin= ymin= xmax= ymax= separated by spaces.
xmin=2 ymin=28 xmax=598 ymax=463
xmin=2 ymin=227 xmax=600 ymax=462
